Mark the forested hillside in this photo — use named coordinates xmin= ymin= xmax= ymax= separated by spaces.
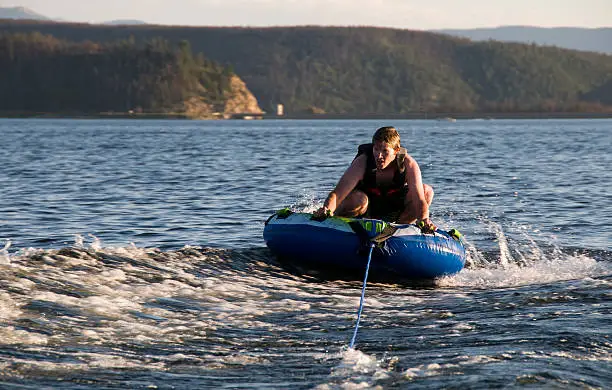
xmin=0 ymin=32 xmax=261 ymax=117
xmin=1 ymin=21 xmax=611 ymax=115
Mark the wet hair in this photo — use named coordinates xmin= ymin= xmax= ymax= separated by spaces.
xmin=372 ymin=126 xmax=401 ymax=150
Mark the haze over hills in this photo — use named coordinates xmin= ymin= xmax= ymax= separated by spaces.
xmin=0 ymin=6 xmax=146 ymax=26
xmin=0 ymin=6 xmax=49 ymax=21
xmin=436 ymin=26 xmax=612 ymax=55
xmin=103 ymin=20 xmax=147 ymax=26
xmin=1 ymin=6 xmax=611 ymax=54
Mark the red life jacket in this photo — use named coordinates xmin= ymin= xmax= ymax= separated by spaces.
xmin=355 ymin=143 xmax=408 ymax=199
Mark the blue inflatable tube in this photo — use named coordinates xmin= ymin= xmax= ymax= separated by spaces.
xmin=263 ymin=210 xmax=466 ymax=279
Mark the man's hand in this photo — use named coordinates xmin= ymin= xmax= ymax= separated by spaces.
xmin=313 ymin=206 xmax=333 ymax=220
xmin=417 ymin=218 xmax=437 ymax=233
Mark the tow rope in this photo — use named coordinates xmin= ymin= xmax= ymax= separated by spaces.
xmin=349 ymin=242 xmax=375 ymax=349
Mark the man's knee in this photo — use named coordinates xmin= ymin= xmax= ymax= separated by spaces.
xmin=348 ymin=190 xmax=369 ymax=215
xmin=424 ymin=184 xmax=434 ymax=205
xmin=337 ymin=190 xmax=368 ymax=216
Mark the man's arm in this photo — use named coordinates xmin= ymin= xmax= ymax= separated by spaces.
xmin=397 ymin=156 xmax=431 ymax=224
xmin=316 ymin=155 xmax=367 ymax=216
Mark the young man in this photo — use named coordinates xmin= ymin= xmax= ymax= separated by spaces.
xmin=314 ymin=126 xmax=436 ymax=231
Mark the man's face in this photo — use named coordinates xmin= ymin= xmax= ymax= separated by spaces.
xmin=372 ymin=141 xmax=398 ymax=171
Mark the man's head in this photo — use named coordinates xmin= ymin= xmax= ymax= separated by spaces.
xmin=372 ymin=126 xmax=401 ymax=151
xmin=372 ymin=126 xmax=401 ymax=171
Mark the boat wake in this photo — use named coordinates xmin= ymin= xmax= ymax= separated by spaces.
xmin=0 ymin=232 xmax=609 ymax=387
xmin=445 ymin=219 xmax=611 ymax=288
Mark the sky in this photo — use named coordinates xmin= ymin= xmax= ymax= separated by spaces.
xmin=1 ymin=0 xmax=611 ymax=30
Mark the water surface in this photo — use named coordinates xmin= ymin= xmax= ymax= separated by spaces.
xmin=0 ymin=119 xmax=610 ymax=389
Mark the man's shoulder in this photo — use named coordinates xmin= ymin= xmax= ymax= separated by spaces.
xmin=402 ymin=154 xmax=421 ymax=171
xmin=353 ymin=153 xmax=368 ymax=166
xmin=356 ymin=143 xmax=372 ymax=156
xmin=403 ymin=153 xmax=417 ymax=165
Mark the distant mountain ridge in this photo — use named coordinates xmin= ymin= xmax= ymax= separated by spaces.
xmin=0 ymin=6 xmax=49 ymax=20
xmin=0 ymin=7 xmax=146 ymax=26
xmin=2 ymin=7 xmax=610 ymax=54
xmin=103 ymin=20 xmax=147 ymax=26
xmin=436 ymin=26 xmax=612 ymax=54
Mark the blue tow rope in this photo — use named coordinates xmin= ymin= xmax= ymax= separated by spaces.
xmin=349 ymin=242 xmax=375 ymax=349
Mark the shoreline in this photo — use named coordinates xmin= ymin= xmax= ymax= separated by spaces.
xmin=268 ymin=112 xmax=612 ymax=120
xmin=1 ymin=111 xmax=612 ymax=120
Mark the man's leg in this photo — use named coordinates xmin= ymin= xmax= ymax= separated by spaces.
xmin=335 ymin=190 xmax=369 ymax=217
xmin=424 ymin=184 xmax=434 ymax=205
xmin=401 ymin=184 xmax=434 ymax=223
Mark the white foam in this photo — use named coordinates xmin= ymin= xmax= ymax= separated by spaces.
xmin=404 ymin=363 xmax=443 ymax=378
xmin=0 ymin=240 xmax=12 ymax=265
xmin=451 ymin=322 xmax=475 ymax=332
xmin=74 ymin=234 xmax=85 ymax=248
xmin=0 ymin=326 xmax=48 ymax=345
xmin=437 ymin=250 xmax=609 ymax=288
xmin=88 ymin=234 xmax=102 ymax=250
xmin=1 ymin=237 xmax=607 ymax=384
xmin=290 ymin=190 xmax=320 ymax=213
xmin=314 ymin=348 xmax=388 ymax=389
xmin=77 ymin=352 xmax=166 ymax=369
xmin=222 ymin=353 xmax=269 ymax=365
xmin=490 ymin=221 xmax=513 ymax=267
xmin=456 ymin=354 xmax=502 ymax=366
xmin=0 ymin=293 xmax=22 ymax=320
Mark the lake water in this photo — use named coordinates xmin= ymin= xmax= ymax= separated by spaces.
xmin=0 ymin=118 xmax=610 ymax=389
